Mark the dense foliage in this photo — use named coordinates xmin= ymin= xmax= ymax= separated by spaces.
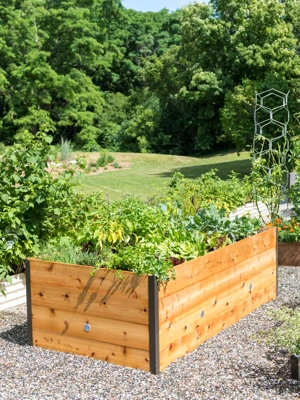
xmin=0 ymin=130 xmax=86 ymax=282
xmin=0 ymin=0 xmax=299 ymax=154
xmin=153 ymin=170 xmax=252 ymax=215
xmin=39 ymin=196 xmax=262 ymax=282
xmin=0 ymin=131 xmax=262 ymax=287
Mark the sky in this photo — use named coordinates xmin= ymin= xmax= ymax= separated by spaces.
xmin=122 ymin=0 xmax=208 ymax=13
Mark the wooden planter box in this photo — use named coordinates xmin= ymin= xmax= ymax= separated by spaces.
xmin=0 ymin=273 xmax=26 ymax=311
xmin=278 ymin=242 xmax=300 ymax=266
xmin=26 ymin=227 xmax=277 ymax=374
xmin=291 ymin=354 xmax=300 ymax=381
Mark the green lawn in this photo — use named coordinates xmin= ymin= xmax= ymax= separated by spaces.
xmin=78 ymin=150 xmax=251 ymax=200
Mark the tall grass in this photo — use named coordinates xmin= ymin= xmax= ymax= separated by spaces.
xmin=59 ymin=137 xmax=73 ymax=161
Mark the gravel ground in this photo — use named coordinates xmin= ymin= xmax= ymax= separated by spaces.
xmin=0 ymin=266 xmax=300 ymax=400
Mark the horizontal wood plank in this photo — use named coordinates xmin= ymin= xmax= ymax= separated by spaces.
xmin=160 ymin=228 xmax=276 ymax=297
xmin=29 ymin=259 xmax=149 ymax=301
xmin=159 ymin=247 xmax=275 ymax=323
xmin=33 ymin=329 xmax=150 ymax=371
xmin=30 ymin=283 xmax=148 ymax=325
xmin=159 ymin=268 xmax=276 ymax=350
xmin=159 ymin=283 xmax=276 ymax=370
xmin=32 ymin=304 xmax=149 ymax=350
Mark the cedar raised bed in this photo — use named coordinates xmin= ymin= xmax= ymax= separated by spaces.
xmin=278 ymin=242 xmax=300 ymax=266
xmin=0 ymin=273 xmax=26 ymax=311
xmin=291 ymin=354 xmax=300 ymax=381
xmin=26 ymin=227 xmax=277 ymax=374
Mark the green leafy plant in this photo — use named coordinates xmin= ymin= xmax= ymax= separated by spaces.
xmin=251 ymin=156 xmax=287 ymax=223
xmin=96 ymin=152 xmax=115 ymax=168
xmin=0 ymin=129 xmax=86 ymax=287
xmin=0 ymin=143 xmax=6 ymax=155
xmin=154 ymin=170 xmax=253 ymax=216
xmin=257 ymin=307 xmax=300 ymax=356
xmin=38 ymin=237 xmax=101 ymax=266
xmin=49 ymin=196 xmax=262 ymax=282
xmin=287 ymin=171 xmax=300 ymax=223
xmin=186 ymin=204 xmax=262 ymax=243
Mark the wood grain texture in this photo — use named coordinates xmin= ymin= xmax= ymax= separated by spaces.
xmin=33 ymin=329 xmax=150 ymax=371
xmin=29 ymin=259 xmax=150 ymax=371
xmin=159 ymin=268 xmax=276 ymax=350
xmin=159 ymin=247 xmax=275 ymax=323
xmin=32 ymin=304 xmax=149 ymax=350
xmin=278 ymin=243 xmax=300 ymax=266
xmin=28 ymin=228 xmax=277 ymax=373
xmin=29 ymin=259 xmax=149 ymax=301
xmin=159 ymin=228 xmax=276 ymax=298
xmin=159 ymin=283 xmax=276 ymax=370
xmin=158 ymin=228 xmax=277 ymax=371
xmin=30 ymin=283 xmax=148 ymax=325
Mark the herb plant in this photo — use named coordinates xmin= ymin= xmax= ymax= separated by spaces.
xmin=257 ymin=307 xmax=300 ymax=356
xmin=46 ymin=197 xmax=263 ymax=282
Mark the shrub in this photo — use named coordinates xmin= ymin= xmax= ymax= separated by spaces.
xmin=96 ymin=151 xmax=115 ymax=168
xmin=38 ymin=236 xmax=101 ymax=267
xmin=0 ymin=129 xmax=86 ymax=292
xmin=80 ymin=142 xmax=102 ymax=152
xmin=153 ymin=170 xmax=253 ymax=216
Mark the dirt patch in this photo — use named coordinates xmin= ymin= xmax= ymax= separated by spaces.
xmin=46 ymin=161 xmax=131 ymax=176
xmin=84 ymin=161 xmax=131 ymax=176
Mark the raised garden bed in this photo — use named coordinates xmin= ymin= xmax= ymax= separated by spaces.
xmin=26 ymin=227 xmax=277 ymax=374
xmin=0 ymin=273 xmax=26 ymax=311
xmin=278 ymin=242 xmax=300 ymax=266
xmin=291 ymin=354 xmax=300 ymax=381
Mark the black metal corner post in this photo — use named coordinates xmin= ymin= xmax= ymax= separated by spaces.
xmin=291 ymin=354 xmax=300 ymax=381
xmin=25 ymin=260 xmax=33 ymax=346
xmin=276 ymin=227 xmax=279 ymax=297
xmin=148 ymin=275 xmax=160 ymax=374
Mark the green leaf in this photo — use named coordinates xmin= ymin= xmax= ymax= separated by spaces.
xmin=12 ymin=174 xmax=20 ymax=183
xmin=45 ymin=136 xmax=53 ymax=144
xmin=1 ymin=194 xmax=9 ymax=203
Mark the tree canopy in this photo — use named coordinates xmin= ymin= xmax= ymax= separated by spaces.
xmin=0 ymin=0 xmax=299 ymax=154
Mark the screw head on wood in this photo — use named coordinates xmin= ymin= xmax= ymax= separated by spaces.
xmin=200 ymin=310 xmax=205 ymax=318
xmin=84 ymin=323 xmax=91 ymax=332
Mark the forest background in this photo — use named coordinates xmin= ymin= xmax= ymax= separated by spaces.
xmin=0 ymin=0 xmax=300 ymax=155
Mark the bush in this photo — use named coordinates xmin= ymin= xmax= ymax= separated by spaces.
xmin=0 ymin=129 xmax=86 ymax=292
xmin=96 ymin=151 xmax=115 ymax=168
xmin=153 ymin=169 xmax=253 ymax=216
xmin=80 ymin=142 xmax=102 ymax=152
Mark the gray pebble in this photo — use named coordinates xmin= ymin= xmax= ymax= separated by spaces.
xmin=0 ymin=267 xmax=300 ymax=399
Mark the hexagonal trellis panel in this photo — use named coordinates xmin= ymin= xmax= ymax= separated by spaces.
xmin=253 ymin=88 xmax=290 ymax=192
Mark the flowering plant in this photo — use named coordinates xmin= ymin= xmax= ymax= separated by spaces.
xmin=266 ymin=217 xmax=300 ymax=243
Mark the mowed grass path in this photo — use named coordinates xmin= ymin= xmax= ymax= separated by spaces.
xmin=78 ymin=150 xmax=251 ymax=200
